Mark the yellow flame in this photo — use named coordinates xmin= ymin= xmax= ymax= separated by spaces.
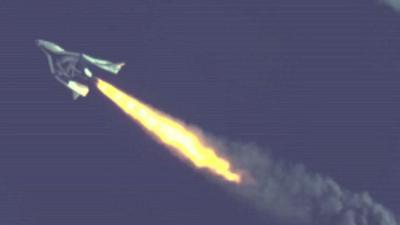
xmin=96 ymin=78 xmax=241 ymax=183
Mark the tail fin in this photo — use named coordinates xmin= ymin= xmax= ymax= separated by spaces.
xmin=72 ymin=92 xmax=80 ymax=100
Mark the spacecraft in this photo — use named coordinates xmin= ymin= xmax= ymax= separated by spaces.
xmin=36 ymin=39 xmax=125 ymax=99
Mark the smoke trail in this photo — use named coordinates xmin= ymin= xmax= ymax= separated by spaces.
xmin=381 ymin=0 xmax=400 ymax=11
xmin=96 ymin=79 xmax=397 ymax=224
xmin=201 ymin=133 xmax=399 ymax=225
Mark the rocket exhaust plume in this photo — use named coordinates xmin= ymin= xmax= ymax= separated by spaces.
xmin=96 ymin=78 xmax=241 ymax=183
xmin=95 ymin=78 xmax=398 ymax=225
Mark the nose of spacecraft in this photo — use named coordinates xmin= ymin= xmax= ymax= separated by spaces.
xmin=36 ymin=39 xmax=49 ymax=53
xmin=35 ymin=39 xmax=65 ymax=54
xmin=36 ymin=39 xmax=43 ymax=45
xmin=36 ymin=39 xmax=49 ymax=48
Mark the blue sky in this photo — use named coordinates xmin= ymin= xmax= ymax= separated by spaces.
xmin=0 ymin=0 xmax=400 ymax=224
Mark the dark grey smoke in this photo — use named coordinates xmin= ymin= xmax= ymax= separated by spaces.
xmin=202 ymin=135 xmax=399 ymax=225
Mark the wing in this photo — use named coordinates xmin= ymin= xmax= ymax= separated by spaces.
xmin=82 ymin=54 xmax=125 ymax=74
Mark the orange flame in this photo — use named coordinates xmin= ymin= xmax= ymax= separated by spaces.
xmin=96 ymin=78 xmax=241 ymax=183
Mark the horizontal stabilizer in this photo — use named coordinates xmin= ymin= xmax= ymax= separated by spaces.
xmin=67 ymin=81 xmax=89 ymax=98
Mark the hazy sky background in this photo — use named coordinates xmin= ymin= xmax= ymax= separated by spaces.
xmin=0 ymin=0 xmax=400 ymax=224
